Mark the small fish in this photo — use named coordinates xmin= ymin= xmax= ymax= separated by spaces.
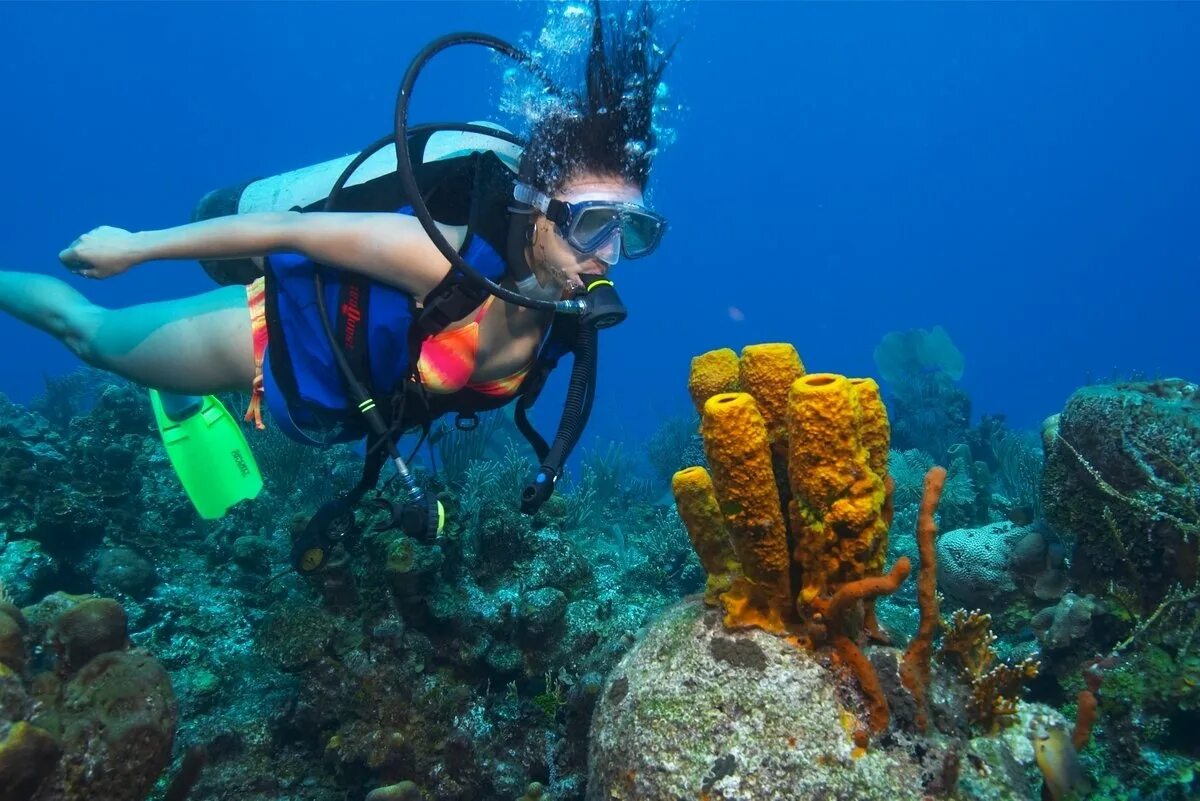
xmin=1033 ymin=724 xmax=1092 ymax=800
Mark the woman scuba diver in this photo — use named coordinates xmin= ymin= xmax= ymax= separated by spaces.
xmin=0 ymin=1 xmax=674 ymax=566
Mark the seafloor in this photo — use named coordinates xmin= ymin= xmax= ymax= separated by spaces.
xmin=0 ymin=343 xmax=1197 ymax=801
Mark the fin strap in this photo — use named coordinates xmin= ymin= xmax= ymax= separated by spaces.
xmin=244 ymin=373 xmax=266 ymax=430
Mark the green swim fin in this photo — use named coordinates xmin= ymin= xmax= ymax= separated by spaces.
xmin=149 ymin=390 xmax=263 ymax=519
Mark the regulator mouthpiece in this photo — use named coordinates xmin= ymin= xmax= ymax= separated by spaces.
xmin=578 ymin=275 xmax=627 ymax=329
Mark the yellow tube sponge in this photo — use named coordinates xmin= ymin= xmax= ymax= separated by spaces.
xmin=687 ymin=348 xmax=741 ymax=415
xmin=738 ymin=343 xmax=805 ymax=447
xmin=671 ymin=466 xmax=741 ymax=604
xmin=787 ymin=374 xmax=861 ymax=510
xmin=850 ymin=378 xmax=889 ymax=477
xmin=787 ymin=373 xmax=890 ymax=611
xmin=701 ymin=392 xmax=793 ymax=631
xmin=823 ymin=471 xmax=890 ymax=582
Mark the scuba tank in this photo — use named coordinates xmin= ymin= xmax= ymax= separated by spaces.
xmin=192 ymin=124 xmax=523 ymax=287
xmin=191 ymin=32 xmax=627 ymax=575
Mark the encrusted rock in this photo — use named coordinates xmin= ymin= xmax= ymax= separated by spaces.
xmin=0 ymin=720 xmax=62 ymax=801
xmin=50 ymin=597 xmax=129 ymax=675
xmin=0 ymin=612 xmax=26 ymax=674
xmin=94 ymin=547 xmax=158 ymax=598
xmin=1043 ymin=379 xmax=1200 ymax=609
xmin=37 ymin=649 xmax=177 ymax=801
xmin=0 ymin=592 xmax=177 ymax=801
xmin=589 ymin=598 xmax=1049 ymax=801
xmin=0 ymin=540 xmax=58 ymax=606
xmin=1031 ymin=593 xmax=1100 ymax=651
xmin=520 ymin=587 xmax=568 ymax=636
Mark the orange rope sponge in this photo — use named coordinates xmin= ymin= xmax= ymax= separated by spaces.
xmin=826 ymin=558 xmax=913 ymax=734
xmin=1072 ymin=689 xmax=1097 ymax=750
xmin=702 ymin=392 xmax=793 ymax=632
xmin=900 ymin=466 xmax=948 ymax=732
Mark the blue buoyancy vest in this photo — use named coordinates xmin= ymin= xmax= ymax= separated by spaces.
xmin=261 ymin=209 xmax=508 ymax=445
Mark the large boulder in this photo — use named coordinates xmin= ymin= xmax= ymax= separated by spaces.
xmin=588 ymin=599 xmax=1052 ymax=801
xmin=1042 ymin=379 xmax=1199 ymax=609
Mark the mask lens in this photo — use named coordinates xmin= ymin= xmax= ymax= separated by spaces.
xmin=560 ymin=201 xmax=666 ymax=258
xmin=595 ymin=230 xmax=621 ymax=265
xmin=570 ymin=206 xmax=621 ymax=250
xmin=621 ymin=211 xmax=664 ymax=258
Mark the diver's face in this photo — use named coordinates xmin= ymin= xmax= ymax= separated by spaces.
xmin=528 ymin=173 xmax=645 ymax=293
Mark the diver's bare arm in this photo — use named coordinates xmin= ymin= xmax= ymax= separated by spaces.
xmin=134 ymin=212 xmax=460 ymax=298
xmin=280 ymin=212 xmax=465 ymax=298
xmin=129 ymin=212 xmax=293 ymax=263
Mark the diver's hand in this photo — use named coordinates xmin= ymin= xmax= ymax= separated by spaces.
xmin=59 ymin=226 xmax=143 ymax=278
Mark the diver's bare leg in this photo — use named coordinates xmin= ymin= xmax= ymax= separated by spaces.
xmin=0 ymin=272 xmax=255 ymax=394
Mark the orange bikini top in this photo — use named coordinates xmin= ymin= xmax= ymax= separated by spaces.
xmin=417 ymin=296 xmax=532 ymax=398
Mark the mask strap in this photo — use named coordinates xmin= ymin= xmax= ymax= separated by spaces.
xmin=513 ymin=182 xmax=551 ymax=214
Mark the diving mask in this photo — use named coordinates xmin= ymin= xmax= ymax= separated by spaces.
xmin=514 ymin=183 xmax=667 ymax=260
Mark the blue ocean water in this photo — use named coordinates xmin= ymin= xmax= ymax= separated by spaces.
xmin=2 ymin=5 xmax=1199 ymax=800
xmin=1 ymin=1 xmax=1197 ymax=441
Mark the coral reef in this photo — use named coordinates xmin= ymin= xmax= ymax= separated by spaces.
xmin=876 ymin=373 xmax=1200 ymax=800
xmin=1 ymin=377 xmax=700 ymax=800
xmin=0 ymin=592 xmax=177 ymax=801
xmin=3 ymin=356 xmax=1197 ymax=800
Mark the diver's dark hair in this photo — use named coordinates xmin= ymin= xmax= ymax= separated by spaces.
xmin=521 ymin=0 xmax=676 ymax=193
